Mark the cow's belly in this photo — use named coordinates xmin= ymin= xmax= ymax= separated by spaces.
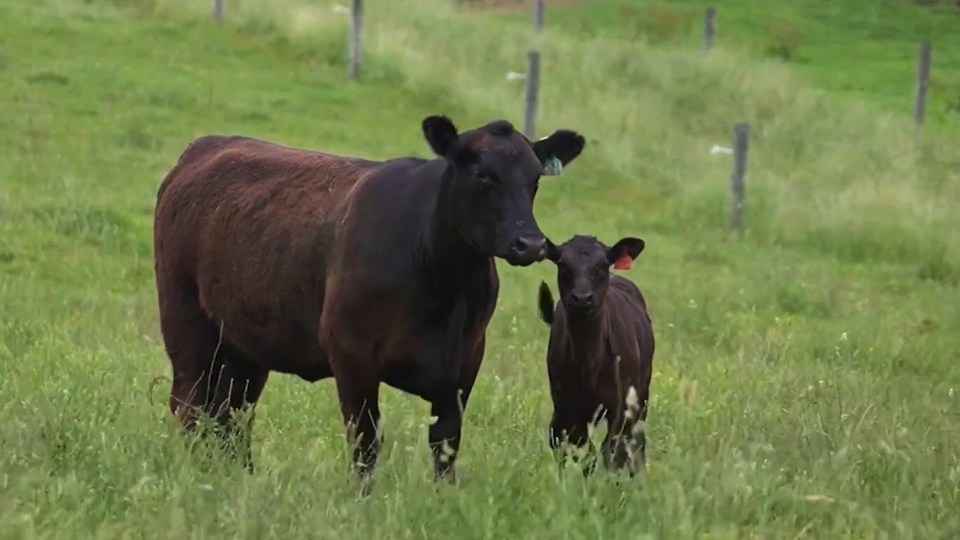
xmin=381 ymin=364 xmax=448 ymax=401
xmin=382 ymin=371 xmax=431 ymax=401
xmin=212 ymin=306 xmax=332 ymax=382
xmin=379 ymin=322 xmax=479 ymax=402
xmin=195 ymin=270 xmax=332 ymax=381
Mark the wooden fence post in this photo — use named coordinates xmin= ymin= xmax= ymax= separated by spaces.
xmin=730 ymin=122 xmax=749 ymax=235
xmin=533 ymin=0 xmax=545 ymax=31
xmin=524 ymin=51 xmax=541 ymax=139
xmin=212 ymin=0 xmax=224 ymax=24
xmin=704 ymin=7 xmax=716 ymax=52
xmin=349 ymin=0 xmax=363 ymax=80
xmin=914 ymin=41 xmax=931 ymax=130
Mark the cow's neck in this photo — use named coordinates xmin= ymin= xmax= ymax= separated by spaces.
xmin=564 ymin=305 xmax=610 ymax=369
xmin=424 ymin=165 xmax=489 ymax=284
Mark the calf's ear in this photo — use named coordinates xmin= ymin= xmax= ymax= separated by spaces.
xmin=606 ymin=237 xmax=645 ymax=271
xmin=537 ymin=281 xmax=556 ymax=325
xmin=422 ymin=115 xmax=461 ymax=159
xmin=533 ymin=129 xmax=586 ymax=176
xmin=545 ymin=238 xmax=562 ymax=262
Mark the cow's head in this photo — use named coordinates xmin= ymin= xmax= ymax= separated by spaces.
xmin=544 ymin=234 xmax=645 ymax=311
xmin=422 ymin=115 xmax=585 ymax=267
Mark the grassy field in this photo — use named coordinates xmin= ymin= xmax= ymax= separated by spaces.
xmin=490 ymin=0 xmax=960 ymax=134
xmin=1 ymin=0 xmax=959 ymax=537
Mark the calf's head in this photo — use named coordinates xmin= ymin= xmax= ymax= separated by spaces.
xmin=422 ymin=115 xmax=585 ymax=267
xmin=544 ymin=234 xmax=645 ymax=312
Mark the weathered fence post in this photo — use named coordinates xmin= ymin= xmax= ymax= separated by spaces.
xmin=914 ymin=41 xmax=931 ymax=130
xmin=212 ymin=0 xmax=224 ymax=24
xmin=533 ymin=0 xmax=545 ymax=31
xmin=730 ymin=123 xmax=749 ymax=235
xmin=349 ymin=0 xmax=363 ymax=80
xmin=704 ymin=7 xmax=716 ymax=52
xmin=524 ymin=50 xmax=541 ymax=139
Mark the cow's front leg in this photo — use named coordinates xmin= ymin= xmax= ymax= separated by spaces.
xmin=427 ymin=301 xmax=481 ymax=485
xmin=429 ymin=388 xmax=465 ymax=483
xmin=428 ymin=343 xmax=483 ymax=484
xmin=332 ymin=360 xmax=382 ymax=496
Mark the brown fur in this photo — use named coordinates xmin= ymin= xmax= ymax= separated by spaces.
xmin=153 ymin=115 xmax=586 ymax=492
xmin=537 ymin=235 xmax=654 ymax=476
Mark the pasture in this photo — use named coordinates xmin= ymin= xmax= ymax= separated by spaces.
xmin=1 ymin=0 xmax=959 ymax=537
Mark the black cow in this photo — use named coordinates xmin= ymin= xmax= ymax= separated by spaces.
xmin=153 ymin=115 xmax=585 ymax=492
xmin=537 ymin=234 xmax=654 ymax=476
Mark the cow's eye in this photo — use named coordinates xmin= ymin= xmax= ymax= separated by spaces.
xmin=474 ymin=166 xmax=495 ymax=184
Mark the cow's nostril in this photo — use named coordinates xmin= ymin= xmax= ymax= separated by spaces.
xmin=512 ymin=236 xmax=535 ymax=253
xmin=513 ymin=235 xmax=545 ymax=254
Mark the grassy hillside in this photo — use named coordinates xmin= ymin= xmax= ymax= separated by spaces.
xmin=490 ymin=0 xmax=960 ymax=134
xmin=1 ymin=0 xmax=959 ymax=538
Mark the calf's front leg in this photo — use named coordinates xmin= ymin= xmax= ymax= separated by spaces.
xmin=603 ymin=399 xmax=647 ymax=477
xmin=549 ymin=410 xmax=598 ymax=477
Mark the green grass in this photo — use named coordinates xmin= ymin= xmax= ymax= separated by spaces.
xmin=492 ymin=0 xmax=960 ymax=135
xmin=2 ymin=0 xmax=959 ymax=537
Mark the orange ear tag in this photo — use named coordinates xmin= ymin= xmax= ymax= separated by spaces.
xmin=613 ymin=253 xmax=633 ymax=271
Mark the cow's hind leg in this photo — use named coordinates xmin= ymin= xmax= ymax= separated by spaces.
xmin=203 ymin=342 xmax=269 ymax=471
xmin=160 ymin=276 xmax=220 ymax=432
xmin=159 ymin=276 xmax=268 ymax=470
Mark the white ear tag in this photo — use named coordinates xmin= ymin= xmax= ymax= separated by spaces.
xmin=543 ymin=156 xmax=563 ymax=176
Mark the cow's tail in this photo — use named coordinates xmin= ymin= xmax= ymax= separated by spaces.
xmin=537 ymin=281 xmax=555 ymax=326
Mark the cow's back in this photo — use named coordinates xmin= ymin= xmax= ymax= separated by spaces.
xmin=157 ymin=136 xmax=378 ymax=240
xmin=153 ymin=135 xmax=383 ymax=369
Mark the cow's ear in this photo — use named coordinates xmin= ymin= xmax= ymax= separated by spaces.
xmin=606 ymin=237 xmax=645 ymax=271
xmin=422 ymin=115 xmax=461 ymax=159
xmin=533 ymin=129 xmax=586 ymax=176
